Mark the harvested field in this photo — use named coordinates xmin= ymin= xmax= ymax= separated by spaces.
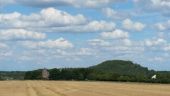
xmin=0 ymin=81 xmax=170 ymax=96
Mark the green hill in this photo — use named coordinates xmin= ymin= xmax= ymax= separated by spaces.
xmin=86 ymin=60 xmax=155 ymax=82
xmin=90 ymin=60 xmax=152 ymax=76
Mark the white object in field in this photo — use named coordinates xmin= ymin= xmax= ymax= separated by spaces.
xmin=151 ymin=74 xmax=157 ymax=79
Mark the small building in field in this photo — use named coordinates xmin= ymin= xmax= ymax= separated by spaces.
xmin=42 ymin=68 xmax=49 ymax=80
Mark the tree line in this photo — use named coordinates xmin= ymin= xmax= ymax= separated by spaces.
xmin=24 ymin=60 xmax=170 ymax=84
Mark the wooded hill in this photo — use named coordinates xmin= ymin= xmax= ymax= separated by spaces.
xmin=24 ymin=60 xmax=170 ymax=83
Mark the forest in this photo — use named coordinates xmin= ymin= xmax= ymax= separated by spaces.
xmin=24 ymin=60 xmax=170 ymax=83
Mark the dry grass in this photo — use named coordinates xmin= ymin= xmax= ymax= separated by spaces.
xmin=0 ymin=81 xmax=170 ymax=96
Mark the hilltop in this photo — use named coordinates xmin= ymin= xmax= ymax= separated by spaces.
xmin=90 ymin=60 xmax=151 ymax=76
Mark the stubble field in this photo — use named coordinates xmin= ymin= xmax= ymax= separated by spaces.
xmin=0 ymin=81 xmax=170 ymax=96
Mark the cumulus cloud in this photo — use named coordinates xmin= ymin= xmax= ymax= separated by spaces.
xmin=22 ymin=37 xmax=73 ymax=49
xmin=88 ymin=37 xmax=144 ymax=56
xmin=102 ymin=7 xmax=129 ymax=20
xmin=151 ymin=0 xmax=170 ymax=9
xmin=76 ymin=48 xmax=94 ymax=56
xmin=123 ymin=39 xmax=132 ymax=46
xmin=88 ymin=39 xmax=110 ymax=46
xmin=13 ymin=0 xmax=126 ymax=8
xmin=40 ymin=7 xmax=86 ymax=26
xmin=163 ymin=45 xmax=170 ymax=51
xmin=155 ymin=20 xmax=170 ymax=31
xmin=83 ymin=21 xmax=115 ymax=32
xmin=0 ymin=43 xmax=8 ymax=49
xmin=122 ymin=19 xmax=145 ymax=31
xmin=144 ymin=38 xmax=167 ymax=47
xmin=149 ymin=56 xmax=165 ymax=62
xmin=102 ymin=8 xmax=117 ymax=18
xmin=0 ymin=29 xmax=46 ymax=40
xmin=0 ymin=7 xmax=87 ymax=29
xmin=0 ymin=43 xmax=11 ymax=59
xmin=0 ymin=8 xmax=116 ymax=33
xmin=101 ymin=29 xmax=129 ymax=39
xmin=133 ymin=0 xmax=170 ymax=16
xmin=1 ymin=0 xmax=170 ymax=70
xmin=26 ymin=20 xmax=116 ymax=33
xmin=105 ymin=46 xmax=144 ymax=53
xmin=0 ymin=0 xmax=15 ymax=6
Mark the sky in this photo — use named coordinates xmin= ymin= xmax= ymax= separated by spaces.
xmin=0 ymin=0 xmax=170 ymax=71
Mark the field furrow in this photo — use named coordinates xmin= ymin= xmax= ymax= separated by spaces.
xmin=0 ymin=81 xmax=170 ymax=96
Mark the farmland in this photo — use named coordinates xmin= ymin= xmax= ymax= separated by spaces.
xmin=0 ymin=81 xmax=170 ymax=96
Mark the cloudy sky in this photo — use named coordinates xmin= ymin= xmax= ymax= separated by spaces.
xmin=1 ymin=0 xmax=170 ymax=71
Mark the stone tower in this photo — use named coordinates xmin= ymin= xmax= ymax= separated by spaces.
xmin=42 ymin=68 xmax=49 ymax=80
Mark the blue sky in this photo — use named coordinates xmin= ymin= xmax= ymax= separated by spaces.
xmin=1 ymin=0 xmax=170 ymax=71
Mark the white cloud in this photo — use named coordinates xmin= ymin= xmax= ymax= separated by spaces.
xmin=76 ymin=48 xmax=93 ymax=56
xmin=0 ymin=43 xmax=8 ymax=49
xmin=82 ymin=21 xmax=116 ymax=32
xmin=163 ymin=45 xmax=170 ymax=51
xmin=105 ymin=46 xmax=144 ymax=52
xmin=22 ymin=37 xmax=73 ymax=49
xmin=0 ymin=7 xmax=87 ymax=28
xmin=122 ymin=19 xmax=145 ymax=31
xmin=88 ymin=39 xmax=110 ymax=46
xmin=149 ymin=56 xmax=165 ymax=62
xmin=0 ymin=29 xmax=46 ymax=40
xmin=102 ymin=8 xmax=117 ymax=18
xmin=1 ymin=8 xmax=116 ymax=33
xmin=151 ymin=0 xmax=170 ymax=9
xmin=145 ymin=38 xmax=167 ymax=47
xmin=0 ymin=0 xmax=15 ymax=6
xmin=155 ymin=20 xmax=170 ymax=31
xmin=123 ymin=39 xmax=132 ymax=46
xmin=13 ymin=0 xmax=125 ymax=8
xmin=101 ymin=29 xmax=129 ymax=39
xmin=0 ymin=51 xmax=12 ymax=58
xmin=102 ymin=7 xmax=129 ymax=20
xmin=133 ymin=0 xmax=170 ymax=16
xmin=40 ymin=7 xmax=86 ymax=26
xmin=164 ymin=47 xmax=170 ymax=51
xmin=0 ymin=43 xmax=11 ymax=58
xmin=88 ymin=37 xmax=144 ymax=55
xmin=33 ymin=20 xmax=116 ymax=33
